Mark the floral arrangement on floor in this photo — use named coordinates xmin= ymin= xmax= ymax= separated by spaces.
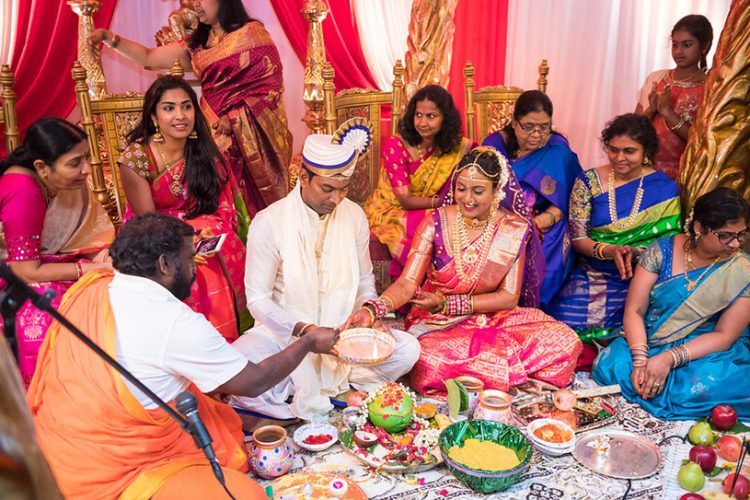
xmin=339 ymin=382 xmax=443 ymax=468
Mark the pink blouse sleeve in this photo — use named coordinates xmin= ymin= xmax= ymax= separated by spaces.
xmin=382 ymin=136 xmax=411 ymax=194
xmin=1 ymin=174 xmax=46 ymax=261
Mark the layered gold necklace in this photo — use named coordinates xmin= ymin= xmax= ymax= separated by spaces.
xmin=155 ymin=142 xmax=185 ymax=197
xmin=452 ymin=208 xmax=498 ymax=284
xmin=608 ymin=168 xmax=644 ymax=230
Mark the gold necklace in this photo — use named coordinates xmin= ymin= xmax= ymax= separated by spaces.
xmin=452 ymin=207 xmax=498 ymax=284
xmin=668 ymin=68 xmax=704 ymax=87
xmin=209 ymin=28 xmax=224 ymax=46
xmin=683 ymin=241 xmax=720 ymax=291
xmin=155 ymin=142 xmax=185 ymax=197
xmin=608 ymin=168 xmax=644 ymax=230
xmin=416 ymin=143 xmax=432 ymax=158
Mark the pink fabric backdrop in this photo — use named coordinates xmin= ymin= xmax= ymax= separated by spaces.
xmin=1 ymin=0 xmax=117 ymax=156
xmin=268 ymin=0 xmax=378 ymax=90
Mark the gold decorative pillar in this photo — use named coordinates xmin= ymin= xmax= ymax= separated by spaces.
xmin=322 ymin=62 xmax=337 ymax=135
xmin=537 ymin=60 xmax=549 ymax=93
xmin=69 ymin=0 xmax=108 ymax=100
xmin=390 ymin=60 xmax=405 ymax=135
xmin=72 ymin=61 xmax=109 ymax=209
xmin=0 ymin=64 xmax=19 ymax=152
xmin=302 ymin=0 xmax=329 ymax=134
xmin=403 ymin=0 xmax=459 ymax=100
xmin=680 ymin=0 xmax=750 ymax=211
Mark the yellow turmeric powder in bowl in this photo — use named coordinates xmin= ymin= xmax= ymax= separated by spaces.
xmin=447 ymin=439 xmax=520 ymax=471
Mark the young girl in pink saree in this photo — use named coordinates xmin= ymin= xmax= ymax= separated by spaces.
xmin=119 ymin=76 xmax=246 ymax=342
xmin=347 ymin=148 xmax=581 ymax=396
xmin=0 ymin=117 xmax=114 ymax=384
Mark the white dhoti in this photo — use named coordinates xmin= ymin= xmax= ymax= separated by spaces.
xmin=230 ymin=327 xmax=419 ymax=420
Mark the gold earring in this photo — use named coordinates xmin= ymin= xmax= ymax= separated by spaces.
xmin=642 ymin=156 xmax=650 ymax=165
xmin=188 ymin=130 xmax=198 ymax=139
xmin=152 ymin=121 xmax=164 ymax=143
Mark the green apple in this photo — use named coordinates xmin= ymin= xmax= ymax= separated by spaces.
xmin=678 ymin=462 xmax=705 ymax=492
xmin=687 ymin=422 xmax=714 ymax=445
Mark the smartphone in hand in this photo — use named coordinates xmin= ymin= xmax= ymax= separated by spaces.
xmin=195 ymin=233 xmax=226 ymax=256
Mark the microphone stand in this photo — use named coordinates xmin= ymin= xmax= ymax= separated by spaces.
xmin=0 ymin=263 xmax=234 ymax=499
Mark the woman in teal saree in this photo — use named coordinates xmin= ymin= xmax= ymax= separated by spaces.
xmin=593 ymin=188 xmax=750 ymax=420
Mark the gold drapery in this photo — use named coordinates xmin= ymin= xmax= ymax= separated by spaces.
xmin=680 ymin=0 xmax=750 ymax=212
xmin=403 ymin=0 xmax=459 ymax=100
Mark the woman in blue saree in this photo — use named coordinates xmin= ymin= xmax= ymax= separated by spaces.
xmin=483 ymin=91 xmax=582 ymax=309
xmin=594 ymin=188 xmax=750 ymax=420
xmin=547 ymin=114 xmax=681 ymax=368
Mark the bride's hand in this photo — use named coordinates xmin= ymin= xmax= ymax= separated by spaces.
xmin=342 ymin=307 xmax=375 ymax=330
xmin=410 ymin=290 xmax=443 ymax=311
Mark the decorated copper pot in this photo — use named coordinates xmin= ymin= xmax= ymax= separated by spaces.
xmin=473 ymin=389 xmax=515 ymax=425
xmin=249 ymin=425 xmax=294 ymax=479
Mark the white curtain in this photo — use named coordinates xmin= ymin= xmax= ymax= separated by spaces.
xmin=505 ymin=0 xmax=730 ymax=169
xmin=352 ymin=0 xmax=413 ymax=91
xmin=0 ymin=0 xmax=19 ymax=65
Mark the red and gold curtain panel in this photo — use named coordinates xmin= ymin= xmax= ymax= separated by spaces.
xmin=3 ymin=0 xmax=116 ymax=155
xmin=449 ymin=0 xmax=509 ymax=124
xmin=269 ymin=0 xmax=378 ymax=90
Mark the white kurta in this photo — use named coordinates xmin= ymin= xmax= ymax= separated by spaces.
xmin=231 ymin=185 xmax=419 ymax=420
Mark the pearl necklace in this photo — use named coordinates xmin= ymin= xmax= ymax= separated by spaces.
xmin=155 ymin=142 xmax=185 ymax=197
xmin=608 ymin=168 xmax=644 ymax=230
xmin=683 ymin=241 xmax=720 ymax=291
xmin=452 ymin=207 xmax=498 ymax=284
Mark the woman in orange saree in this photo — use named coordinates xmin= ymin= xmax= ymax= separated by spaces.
xmin=347 ymin=148 xmax=581 ymax=396
xmin=365 ymin=85 xmax=472 ymax=278
xmin=91 ymin=0 xmax=291 ymax=218
xmin=119 ymin=76 xmax=246 ymax=342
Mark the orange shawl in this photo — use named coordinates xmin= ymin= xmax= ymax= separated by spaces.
xmin=27 ymin=270 xmax=248 ymax=499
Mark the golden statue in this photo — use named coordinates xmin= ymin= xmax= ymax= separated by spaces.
xmin=68 ymin=0 xmax=108 ymax=100
xmin=680 ymin=0 xmax=750 ymax=210
xmin=302 ymin=0 xmax=329 ymax=134
xmin=155 ymin=0 xmax=199 ymax=46
xmin=403 ymin=0 xmax=459 ymax=100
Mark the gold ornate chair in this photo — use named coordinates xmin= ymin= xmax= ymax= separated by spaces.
xmin=72 ymin=60 xmax=186 ymax=225
xmin=464 ymin=59 xmax=550 ymax=143
xmin=320 ymin=60 xmax=405 ymax=205
xmin=0 ymin=64 xmax=20 ymax=154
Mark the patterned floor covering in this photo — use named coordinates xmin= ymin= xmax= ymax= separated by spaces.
xmin=252 ymin=373 xmax=750 ymax=499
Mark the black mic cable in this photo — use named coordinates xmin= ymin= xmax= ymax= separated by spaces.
xmin=175 ymin=391 xmax=236 ymax=500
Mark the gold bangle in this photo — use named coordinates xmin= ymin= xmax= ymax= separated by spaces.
xmin=294 ymin=323 xmax=314 ymax=338
xmin=380 ymin=294 xmax=395 ymax=314
xmin=75 ymin=262 xmax=83 ymax=280
xmin=431 ymin=195 xmax=439 ymax=209
xmin=669 ymin=117 xmax=685 ymax=131
xmin=361 ymin=306 xmax=376 ymax=326
xmin=629 ymin=342 xmax=648 ymax=350
xmin=546 ymin=211 xmax=557 ymax=226
xmin=667 ymin=348 xmax=679 ymax=368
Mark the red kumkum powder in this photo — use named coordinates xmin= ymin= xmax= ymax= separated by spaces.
xmin=303 ymin=433 xmax=333 ymax=445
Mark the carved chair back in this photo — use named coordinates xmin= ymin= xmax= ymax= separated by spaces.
xmin=464 ymin=59 xmax=550 ymax=143
xmin=0 ymin=64 xmax=20 ymax=154
xmin=72 ymin=60 xmax=186 ymax=225
xmin=320 ymin=60 xmax=405 ymax=206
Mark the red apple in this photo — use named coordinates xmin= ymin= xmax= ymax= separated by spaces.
xmin=689 ymin=445 xmax=717 ymax=472
xmin=716 ymin=434 xmax=742 ymax=462
xmin=679 ymin=494 xmax=705 ymax=500
xmin=711 ymin=404 xmax=738 ymax=431
xmin=722 ymin=473 xmax=750 ymax=500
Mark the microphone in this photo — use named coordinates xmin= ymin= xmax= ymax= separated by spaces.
xmin=175 ymin=391 xmax=230 ymax=496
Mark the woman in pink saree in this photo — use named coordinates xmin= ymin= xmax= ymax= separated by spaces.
xmin=119 ymin=76 xmax=246 ymax=342
xmin=92 ymin=0 xmax=291 ymax=218
xmin=635 ymin=15 xmax=713 ymax=181
xmin=0 ymin=117 xmax=114 ymax=384
xmin=347 ymin=148 xmax=581 ymax=396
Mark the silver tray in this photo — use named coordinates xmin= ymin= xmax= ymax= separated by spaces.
xmin=336 ymin=328 xmax=396 ymax=365
xmin=572 ymin=429 xmax=662 ymax=479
